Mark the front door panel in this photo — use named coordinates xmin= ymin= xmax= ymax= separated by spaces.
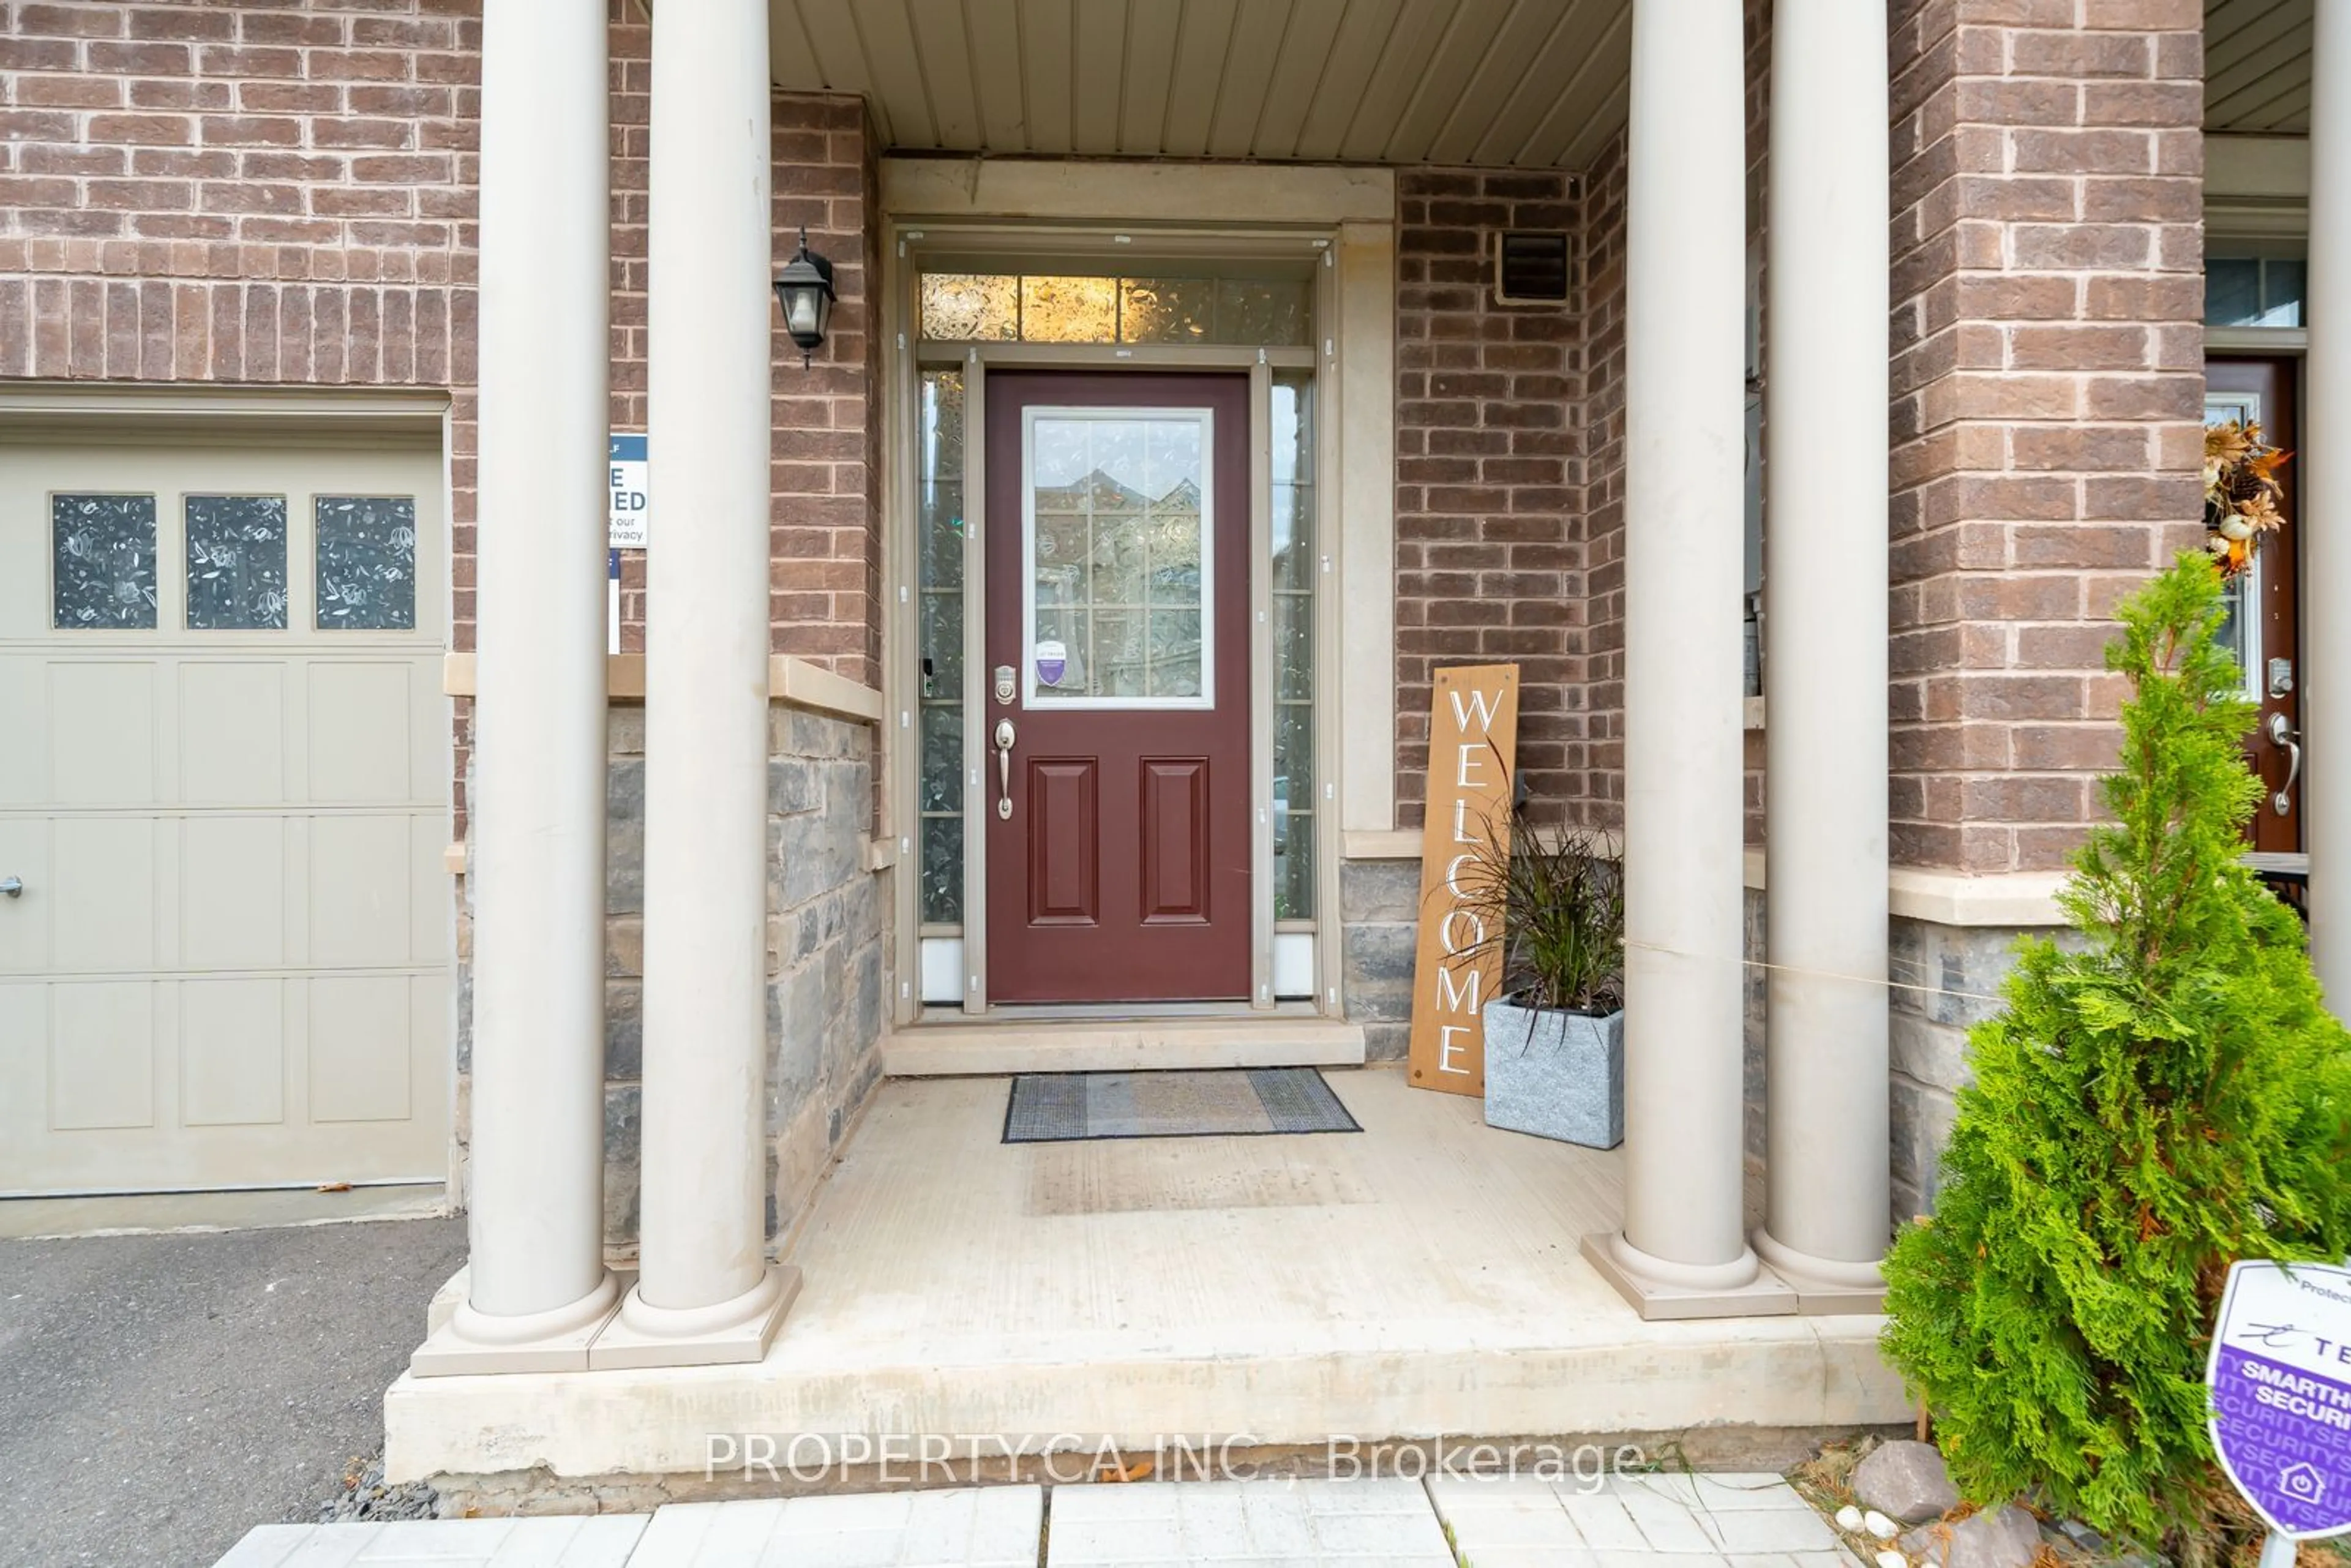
xmin=985 ymin=372 xmax=1251 ymax=1002
xmin=2206 ymin=359 xmax=2303 ymax=852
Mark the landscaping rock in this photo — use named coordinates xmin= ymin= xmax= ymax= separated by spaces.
xmin=1853 ymin=1439 xmax=1962 ymax=1525
xmin=1876 ymin=1552 xmax=1908 ymax=1568
xmin=1899 ymin=1506 xmax=2041 ymax=1568
xmin=1838 ymin=1506 xmax=1867 ymax=1532
xmin=1864 ymin=1510 xmax=1901 ymax=1540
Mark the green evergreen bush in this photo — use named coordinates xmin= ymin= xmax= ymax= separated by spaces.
xmin=1879 ymin=553 xmax=2351 ymax=1559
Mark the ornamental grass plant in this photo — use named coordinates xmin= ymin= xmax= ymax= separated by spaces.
xmin=1880 ymin=555 xmax=2351 ymax=1564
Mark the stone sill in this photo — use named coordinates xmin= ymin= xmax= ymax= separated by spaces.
xmin=441 ymin=653 xmax=884 ymax=726
xmin=1339 ymin=836 xmax=2065 ymax=928
xmin=1742 ymin=848 xmax=2066 ymax=928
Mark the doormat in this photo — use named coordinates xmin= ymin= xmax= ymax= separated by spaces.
xmin=1002 ymin=1068 xmax=1362 ymax=1143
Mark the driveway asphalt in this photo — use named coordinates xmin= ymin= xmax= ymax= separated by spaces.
xmin=0 ymin=1214 xmax=467 ymax=1568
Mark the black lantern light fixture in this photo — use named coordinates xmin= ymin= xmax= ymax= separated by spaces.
xmin=773 ymin=227 xmax=836 ymax=368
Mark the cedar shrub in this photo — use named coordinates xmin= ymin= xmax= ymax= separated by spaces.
xmin=1879 ymin=553 xmax=2351 ymax=1558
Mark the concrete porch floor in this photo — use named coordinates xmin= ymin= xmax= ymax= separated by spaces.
xmin=385 ymin=1067 xmax=1907 ymax=1488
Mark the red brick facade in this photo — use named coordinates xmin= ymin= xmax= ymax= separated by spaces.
xmin=0 ymin=3 xmax=478 ymax=387
xmin=0 ymin=0 xmax=2217 ymax=873
xmin=1392 ymin=167 xmax=1589 ymax=830
xmin=0 ymin=0 xmax=880 ymax=687
xmin=1887 ymin=0 xmax=2206 ymax=872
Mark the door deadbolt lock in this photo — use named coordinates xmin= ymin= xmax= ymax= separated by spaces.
xmin=993 ymin=665 xmax=1016 ymax=705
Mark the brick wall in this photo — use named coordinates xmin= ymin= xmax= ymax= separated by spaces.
xmin=1393 ymin=168 xmax=1586 ymax=829
xmin=0 ymin=0 xmax=878 ymax=681
xmin=0 ymin=1 xmax=478 ymax=386
xmin=1577 ymin=140 xmax=1627 ymax=833
xmin=0 ymin=0 xmax=886 ymax=821
xmin=1887 ymin=0 xmax=2205 ymax=873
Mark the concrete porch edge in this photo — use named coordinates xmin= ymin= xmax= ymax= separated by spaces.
xmin=880 ymin=1017 xmax=1367 ymax=1076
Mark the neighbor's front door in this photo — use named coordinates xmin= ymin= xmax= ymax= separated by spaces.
xmin=984 ymin=372 xmax=1251 ymax=1003
xmin=2207 ymin=358 xmax=2303 ymax=853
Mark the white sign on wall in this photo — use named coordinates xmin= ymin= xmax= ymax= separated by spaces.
xmin=609 ymin=433 xmax=648 ymax=549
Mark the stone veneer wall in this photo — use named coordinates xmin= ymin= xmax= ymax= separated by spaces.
xmin=1339 ymin=861 xmax=1420 ymax=1063
xmin=454 ymin=698 xmax=887 ymax=1252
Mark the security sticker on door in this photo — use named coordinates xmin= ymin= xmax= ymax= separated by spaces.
xmin=1035 ymin=640 xmax=1067 ymax=689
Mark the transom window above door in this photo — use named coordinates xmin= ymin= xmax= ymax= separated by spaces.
xmin=919 ymin=268 xmax=1312 ymax=346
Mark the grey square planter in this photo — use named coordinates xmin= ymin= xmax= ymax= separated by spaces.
xmin=1482 ymin=996 xmax=1624 ymax=1149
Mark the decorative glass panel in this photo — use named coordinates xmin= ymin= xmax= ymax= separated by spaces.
xmin=185 ymin=495 xmax=288 ymax=630
xmin=1019 ymin=275 xmax=1118 ymax=343
xmin=917 ymin=270 xmax=1313 ymax=346
xmin=1024 ymin=410 xmax=1209 ymax=707
xmin=1119 ymin=277 xmax=1215 ymax=343
xmin=1213 ymin=278 xmax=1311 ymax=346
xmin=1272 ymin=372 xmax=1316 ymax=920
xmin=2206 ymin=388 xmax=2266 ymax=701
xmin=920 ymin=274 xmax=1019 ymax=341
xmin=921 ymin=816 xmax=964 ymax=925
xmin=315 ymin=495 xmax=416 ymax=630
xmin=918 ymin=369 xmax=967 ymax=932
xmin=52 ymin=493 xmax=157 ymax=629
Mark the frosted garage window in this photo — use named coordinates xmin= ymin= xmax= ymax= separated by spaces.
xmin=53 ymin=493 xmax=158 ymax=629
xmin=315 ymin=495 xmax=416 ymax=631
xmin=186 ymin=495 xmax=289 ymax=630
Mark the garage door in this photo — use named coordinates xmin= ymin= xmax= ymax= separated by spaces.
xmin=0 ymin=439 xmax=451 ymax=1195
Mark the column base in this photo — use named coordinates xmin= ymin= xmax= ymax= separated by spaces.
xmin=1580 ymin=1232 xmax=1798 ymax=1321
xmin=410 ymin=1268 xmax=624 ymax=1376
xmin=1752 ymin=1228 xmax=1887 ymax=1315
xmin=587 ymin=1264 xmax=801 ymax=1370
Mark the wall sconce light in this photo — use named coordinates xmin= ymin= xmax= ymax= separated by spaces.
xmin=773 ymin=228 xmax=836 ymax=367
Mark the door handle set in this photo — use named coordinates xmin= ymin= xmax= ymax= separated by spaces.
xmin=0 ymin=876 xmax=20 ymax=899
xmin=994 ymin=719 xmax=1015 ymax=820
xmin=2267 ymin=710 xmax=2301 ymax=818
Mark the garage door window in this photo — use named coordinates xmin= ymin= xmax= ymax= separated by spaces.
xmin=51 ymin=493 xmax=157 ymax=629
xmin=315 ymin=495 xmax=417 ymax=631
xmin=185 ymin=495 xmax=289 ymax=631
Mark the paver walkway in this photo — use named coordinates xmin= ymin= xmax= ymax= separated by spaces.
xmin=216 ymin=1474 xmax=1864 ymax=1568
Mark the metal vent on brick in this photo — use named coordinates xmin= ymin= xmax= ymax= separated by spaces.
xmin=1494 ymin=231 xmax=1569 ymax=305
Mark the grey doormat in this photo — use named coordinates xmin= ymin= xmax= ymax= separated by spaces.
xmin=1002 ymin=1068 xmax=1363 ymax=1143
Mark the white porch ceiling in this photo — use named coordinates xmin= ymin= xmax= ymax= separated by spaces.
xmin=2205 ymin=0 xmax=2311 ymax=135
xmin=766 ymin=0 xmax=1633 ymax=171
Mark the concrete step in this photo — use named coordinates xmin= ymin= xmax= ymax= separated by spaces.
xmin=880 ymin=1016 xmax=1367 ymax=1076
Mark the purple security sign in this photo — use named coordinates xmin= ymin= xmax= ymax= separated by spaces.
xmin=2208 ymin=1259 xmax=2351 ymax=1540
xmin=1035 ymin=639 xmax=1067 ymax=689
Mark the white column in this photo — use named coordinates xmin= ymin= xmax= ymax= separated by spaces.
xmin=2309 ymin=4 xmax=2351 ymax=1003
xmin=1752 ymin=0 xmax=1893 ymax=1311
xmin=1582 ymin=0 xmax=1789 ymax=1316
xmin=411 ymin=0 xmax=618 ymax=1376
xmin=591 ymin=0 xmax=798 ymax=1368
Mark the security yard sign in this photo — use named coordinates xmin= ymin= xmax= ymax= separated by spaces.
xmin=609 ymin=433 xmax=648 ymax=549
xmin=2207 ymin=1258 xmax=2351 ymax=1542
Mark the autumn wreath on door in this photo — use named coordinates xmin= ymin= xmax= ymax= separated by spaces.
xmin=2203 ymin=419 xmax=2289 ymax=577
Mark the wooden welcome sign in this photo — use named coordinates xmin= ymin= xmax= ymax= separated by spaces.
xmin=1407 ymin=664 xmax=1520 ymax=1097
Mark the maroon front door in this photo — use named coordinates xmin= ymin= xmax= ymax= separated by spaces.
xmin=2207 ymin=358 xmax=2303 ymax=853
xmin=984 ymin=372 xmax=1251 ymax=1003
